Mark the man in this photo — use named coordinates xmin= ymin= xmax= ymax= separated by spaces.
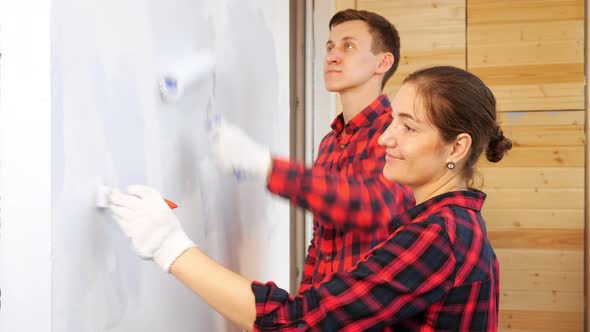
xmin=210 ymin=9 xmax=414 ymax=292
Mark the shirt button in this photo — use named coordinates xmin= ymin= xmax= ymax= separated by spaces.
xmin=324 ymin=255 xmax=332 ymax=261
xmin=340 ymin=144 xmax=345 ymax=149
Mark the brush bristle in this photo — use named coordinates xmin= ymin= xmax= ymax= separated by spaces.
xmin=96 ymin=185 xmax=112 ymax=208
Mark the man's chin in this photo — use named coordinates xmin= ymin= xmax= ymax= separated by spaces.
xmin=324 ymin=84 xmax=345 ymax=93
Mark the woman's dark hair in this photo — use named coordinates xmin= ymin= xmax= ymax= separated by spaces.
xmin=403 ymin=66 xmax=512 ymax=180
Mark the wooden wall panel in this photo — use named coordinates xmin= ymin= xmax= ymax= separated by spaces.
xmin=499 ymin=310 xmax=583 ymax=332
xmin=501 ymin=270 xmax=583 ymax=292
xmin=478 ymin=146 xmax=583 ymax=168
xmin=336 ymin=0 xmax=356 ymax=10
xmin=478 ymin=168 xmax=584 ymax=189
xmin=495 ymin=249 xmax=584 ymax=331
xmin=468 ymin=0 xmax=585 ymax=111
xmin=357 ymin=0 xmax=466 ymax=97
xmin=475 ymin=111 xmax=585 ymax=171
xmin=500 ymin=290 xmax=583 ymax=313
xmin=479 ymin=109 xmax=585 ymax=331
xmin=489 ymin=229 xmax=583 ymax=250
xmin=496 ymin=249 xmax=583 ymax=272
xmin=484 ymin=209 xmax=583 ymax=229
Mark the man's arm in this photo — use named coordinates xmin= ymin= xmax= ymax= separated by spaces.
xmin=267 ymin=153 xmax=414 ymax=231
xmin=209 ymin=118 xmax=414 ymax=231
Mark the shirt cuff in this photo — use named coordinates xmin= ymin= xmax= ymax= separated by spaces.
xmin=252 ymin=280 xmax=312 ymax=331
xmin=267 ymin=157 xmax=300 ymax=195
xmin=251 ymin=280 xmax=289 ymax=329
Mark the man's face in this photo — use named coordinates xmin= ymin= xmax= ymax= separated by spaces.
xmin=324 ymin=20 xmax=383 ymax=93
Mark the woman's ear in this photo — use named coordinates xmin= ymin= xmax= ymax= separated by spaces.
xmin=376 ymin=52 xmax=394 ymax=74
xmin=448 ymin=133 xmax=472 ymax=166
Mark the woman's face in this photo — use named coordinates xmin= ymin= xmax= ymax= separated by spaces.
xmin=378 ymin=83 xmax=453 ymax=190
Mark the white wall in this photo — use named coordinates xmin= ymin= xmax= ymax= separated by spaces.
xmin=0 ymin=0 xmax=290 ymax=331
xmin=0 ymin=0 xmax=53 ymax=331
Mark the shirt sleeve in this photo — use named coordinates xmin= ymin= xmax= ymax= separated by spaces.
xmin=267 ymin=155 xmax=414 ymax=231
xmin=251 ymin=219 xmax=456 ymax=331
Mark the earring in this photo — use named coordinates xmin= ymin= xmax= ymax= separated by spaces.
xmin=447 ymin=161 xmax=456 ymax=170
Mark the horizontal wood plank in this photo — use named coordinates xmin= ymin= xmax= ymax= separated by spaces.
xmin=500 ymin=270 xmax=582 ymax=292
xmin=469 ymin=20 xmax=583 ymax=44
xmin=476 ymin=168 xmax=584 ymax=189
xmin=470 ymin=64 xmax=583 ymax=86
xmin=489 ymin=83 xmax=585 ymax=111
xmin=489 ymin=229 xmax=583 ymax=250
xmin=483 ymin=209 xmax=583 ymax=230
xmin=500 ymin=289 xmax=583 ymax=312
xmin=468 ymin=0 xmax=584 ymax=111
xmin=500 ymin=124 xmax=585 ymax=147
xmin=478 ymin=146 xmax=584 ymax=167
xmin=499 ymin=310 xmax=582 ymax=332
xmin=484 ymin=188 xmax=583 ymax=209
xmin=498 ymin=110 xmax=584 ymax=126
xmin=495 ymin=248 xmax=583 ymax=272
xmin=469 ymin=0 xmax=583 ymax=24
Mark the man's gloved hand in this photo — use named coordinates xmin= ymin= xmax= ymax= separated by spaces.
xmin=109 ymin=185 xmax=195 ymax=272
xmin=208 ymin=118 xmax=272 ymax=180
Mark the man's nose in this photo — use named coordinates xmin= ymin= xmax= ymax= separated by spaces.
xmin=325 ymin=50 xmax=341 ymax=64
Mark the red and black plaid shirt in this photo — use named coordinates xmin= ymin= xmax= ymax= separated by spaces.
xmin=252 ymin=189 xmax=500 ymax=331
xmin=267 ymin=95 xmax=414 ymax=292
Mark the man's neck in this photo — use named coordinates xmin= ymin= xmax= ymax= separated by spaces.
xmin=339 ymin=85 xmax=383 ymax=124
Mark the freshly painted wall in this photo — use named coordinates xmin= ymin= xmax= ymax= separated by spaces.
xmin=0 ymin=0 xmax=290 ymax=331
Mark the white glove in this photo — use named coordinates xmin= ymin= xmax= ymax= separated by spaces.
xmin=108 ymin=185 xmax=195 ymax=272
xmin=208 ymin=118 xmax=272 ymax=180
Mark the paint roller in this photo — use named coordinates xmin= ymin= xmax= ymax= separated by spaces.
xmin=158 ymin=50 xmax=215 ymax=102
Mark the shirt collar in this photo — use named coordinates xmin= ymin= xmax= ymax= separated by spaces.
xmin=394 ymin=189 xmax=487 ymax=226
xmin=330 ymin=94 xmax=391 ymax=136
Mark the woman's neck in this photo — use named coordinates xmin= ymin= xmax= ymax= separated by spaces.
xmin=412 ymin=176 xmax=468 ymax=205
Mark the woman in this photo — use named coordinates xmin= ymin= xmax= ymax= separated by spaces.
xmin=109 ymin=66 xmax=512 ymax=331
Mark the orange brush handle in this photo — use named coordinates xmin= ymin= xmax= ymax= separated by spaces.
xmin=163 ymin=198 xmax=178 ymax=209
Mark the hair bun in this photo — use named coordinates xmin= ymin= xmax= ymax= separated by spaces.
xmin=486 ymin=128 xmax=512 ymax=162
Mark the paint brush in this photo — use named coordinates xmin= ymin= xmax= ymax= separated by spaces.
xmin=163 ymin=198 xmax=178 ymax=209
xmin=96 ymin=184 xmax=178 ymax=210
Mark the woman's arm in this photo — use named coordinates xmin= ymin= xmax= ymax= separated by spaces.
xmin=109 ymin=185 xmax=257 ymax=330
xmin=170 ymin=247 xmax=256 ymax=331
xmin=109 ymin=185 xmax=454 ymax=331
